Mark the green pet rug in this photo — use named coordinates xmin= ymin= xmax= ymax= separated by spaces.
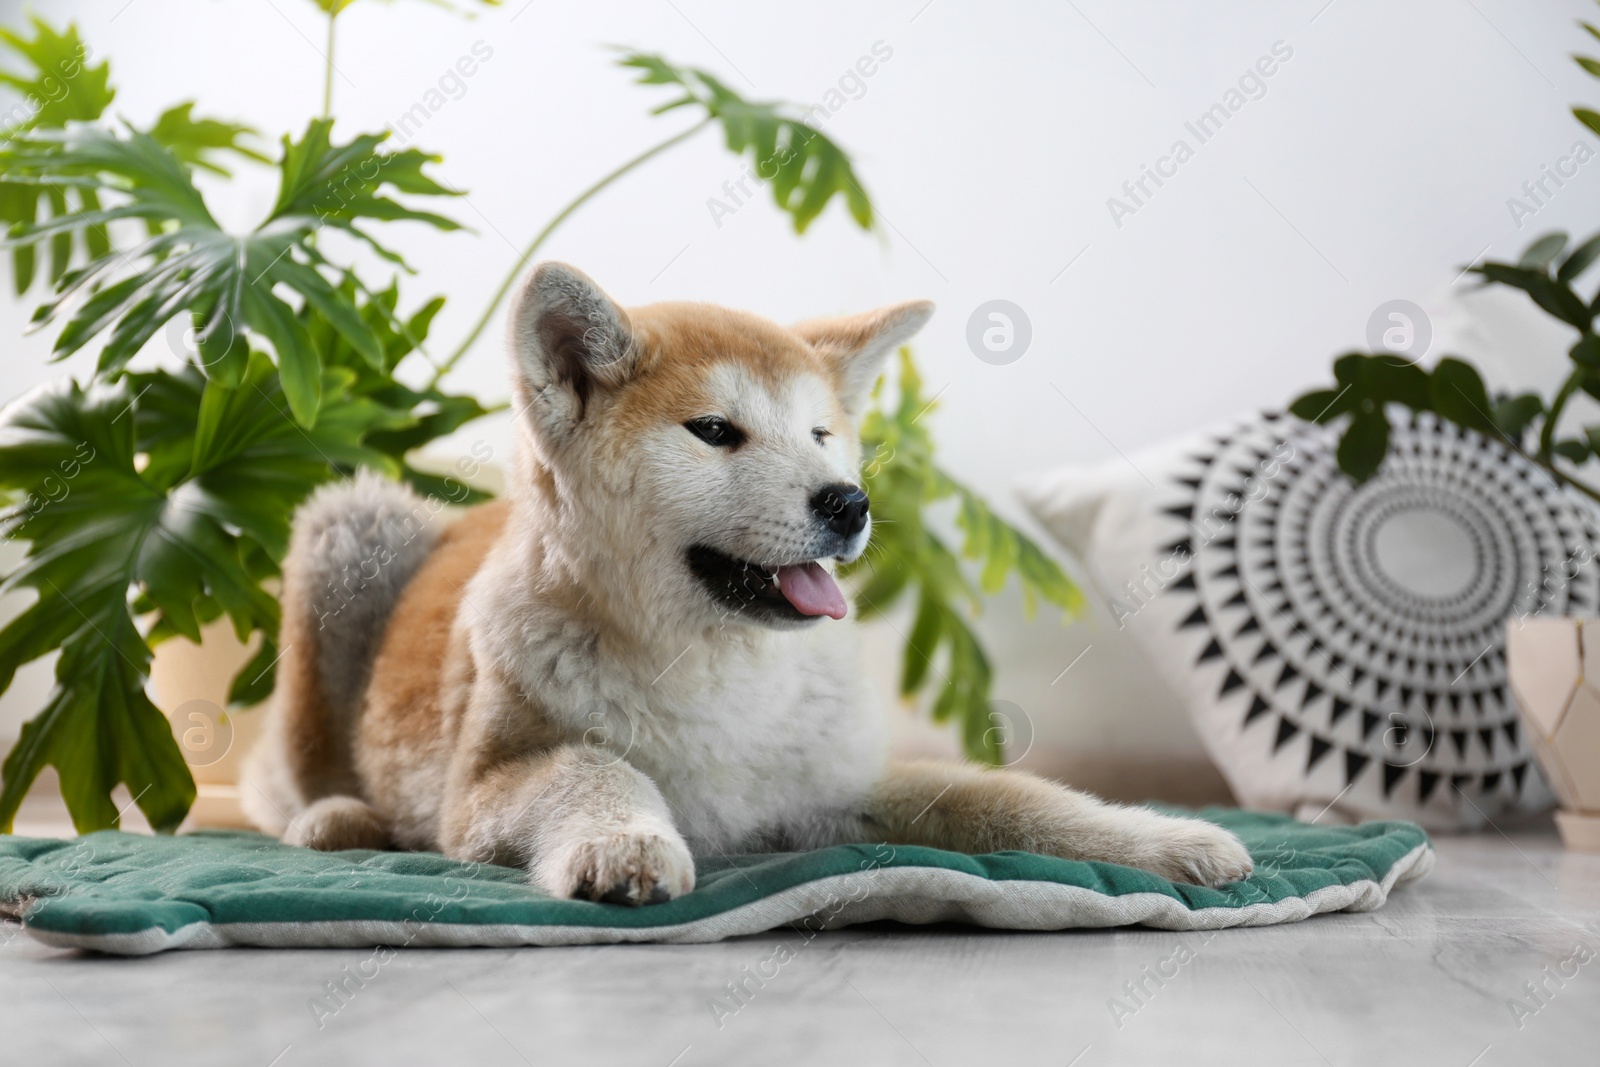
xmin=0 ymin=810 xmax=1432 ymax=956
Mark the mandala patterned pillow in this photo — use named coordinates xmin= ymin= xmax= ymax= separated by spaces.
xmin=1019 ymin=411 xmax=1579 ymax=830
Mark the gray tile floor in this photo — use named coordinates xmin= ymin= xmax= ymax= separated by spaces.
xmin=2 ymin=827 xmax=1596 ymax=1067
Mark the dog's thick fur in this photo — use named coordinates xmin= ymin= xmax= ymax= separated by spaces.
xmin=243 ymin=263 xmax=1253 ymax=903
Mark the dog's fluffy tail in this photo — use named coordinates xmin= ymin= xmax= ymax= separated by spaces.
xmin=288 ymin=471 xmax=443 ymax=718
xmin=242 ymin=470 xmax=443 ymax=834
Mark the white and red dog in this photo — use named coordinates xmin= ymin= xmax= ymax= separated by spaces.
xmin=243 ymin=263 xmax=1252 ymax=904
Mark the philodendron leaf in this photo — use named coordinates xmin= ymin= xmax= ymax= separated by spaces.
xmin=227 ymin=635 xmax=279 ymax=708
xmin=0 ymin=17 xmax=112 ymax=132
xmin=838 ymin=348 xmax=1080 ymax=764
xmin=618 ymin=50 xmax=875 ymax=234
xmin=147 ymin=353 xmax=410 ymax=560
xmin=269 ymin=118 xmax=462 ymax=264
xmin=0 ymin=352 xmax=413 ymax=833
xmin=147 ymin=102 xmax=267 ymax=175
xmin=298 ymin=273 xmax=494 ymax=503
xmin=2 ymin=118 xmax=460 ymax=423
xmin=0 ymin=19 xmax=260 ymax=296
xmin=0 ymin=377 xmax=195 ymax=832
xmin=0 ymin=16 xmax=115 ymax=294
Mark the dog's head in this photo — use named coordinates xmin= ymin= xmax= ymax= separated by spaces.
xmin=507 ymin=262 xmax=933 ymax=630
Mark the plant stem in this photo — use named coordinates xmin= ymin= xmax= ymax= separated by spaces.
xmin=1516 ymin=372 xmax=1600 ymax=500
xmin=1540 ymin=368 xmax=1583 ymax=463
xmin=430 ymin=117 xmax=713 ymax=388
xmin=322 ymin=11 xmax=336 ymax=120
xmin=1545 ymin=460 xmax=1600 ymax=505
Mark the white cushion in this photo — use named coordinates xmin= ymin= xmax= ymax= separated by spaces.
xmin=1018 ymin=411 xmax=1574 ymax=830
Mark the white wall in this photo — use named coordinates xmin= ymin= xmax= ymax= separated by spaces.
xmin=4 ymin=0 xmax=1599 ymax=799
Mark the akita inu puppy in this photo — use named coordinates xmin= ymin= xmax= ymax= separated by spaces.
xmin=243 ymin=263 xmax=1252 ymax=904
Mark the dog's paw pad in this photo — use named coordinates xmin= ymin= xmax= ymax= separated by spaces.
xmin=1129 ymin=817 xmax=1255 ymax=888
xmin=595 ymin=880 xmax=671 ymax=906
xmin=546 ymin=830 xmax=695 ymax=906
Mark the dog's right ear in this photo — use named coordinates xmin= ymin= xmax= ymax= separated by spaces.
xmin=507 ymin=262 xmax=636 ymax=434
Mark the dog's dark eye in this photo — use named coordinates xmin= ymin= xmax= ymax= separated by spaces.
xmin=812 ymin=427 xmax=831 ymax=445
xmin=685 ymin=416 xmax=744 ymax=448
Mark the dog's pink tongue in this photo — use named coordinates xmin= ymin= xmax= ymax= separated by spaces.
xmin=777 ymin=562 xmax=847 ymax=620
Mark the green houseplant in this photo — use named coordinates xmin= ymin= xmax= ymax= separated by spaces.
xmin=0 ymin=7 xmax=1077 ymax=834
xmin=1293 ymin=13 xmax=1600 ymax=501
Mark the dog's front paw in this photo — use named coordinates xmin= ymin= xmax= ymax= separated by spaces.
xmin=541 ymin=829 xmax=696 ymax=906
xmin=1137 ymin=817 xmax=1254 ymax=888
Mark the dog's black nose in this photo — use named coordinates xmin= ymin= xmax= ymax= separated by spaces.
xmin=811 ymin=484 xmax=870 ymax=539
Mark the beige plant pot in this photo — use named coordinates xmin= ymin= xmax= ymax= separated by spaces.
xmin=147 ymin=619 xmax=269 ymax=830
xmin=1505 ymin=616 xmax=1600 ymax=851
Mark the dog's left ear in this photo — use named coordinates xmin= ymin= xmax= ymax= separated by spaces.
xmin=794 ymin=300 xmax=935 ymax=418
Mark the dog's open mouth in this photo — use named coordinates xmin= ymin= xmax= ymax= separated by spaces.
xmin=686 ymin=546 xmax=847 ymax=622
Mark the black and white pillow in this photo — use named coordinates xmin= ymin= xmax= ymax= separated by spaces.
xmin=1020 ymin=411 xmax=1585 ymax=830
